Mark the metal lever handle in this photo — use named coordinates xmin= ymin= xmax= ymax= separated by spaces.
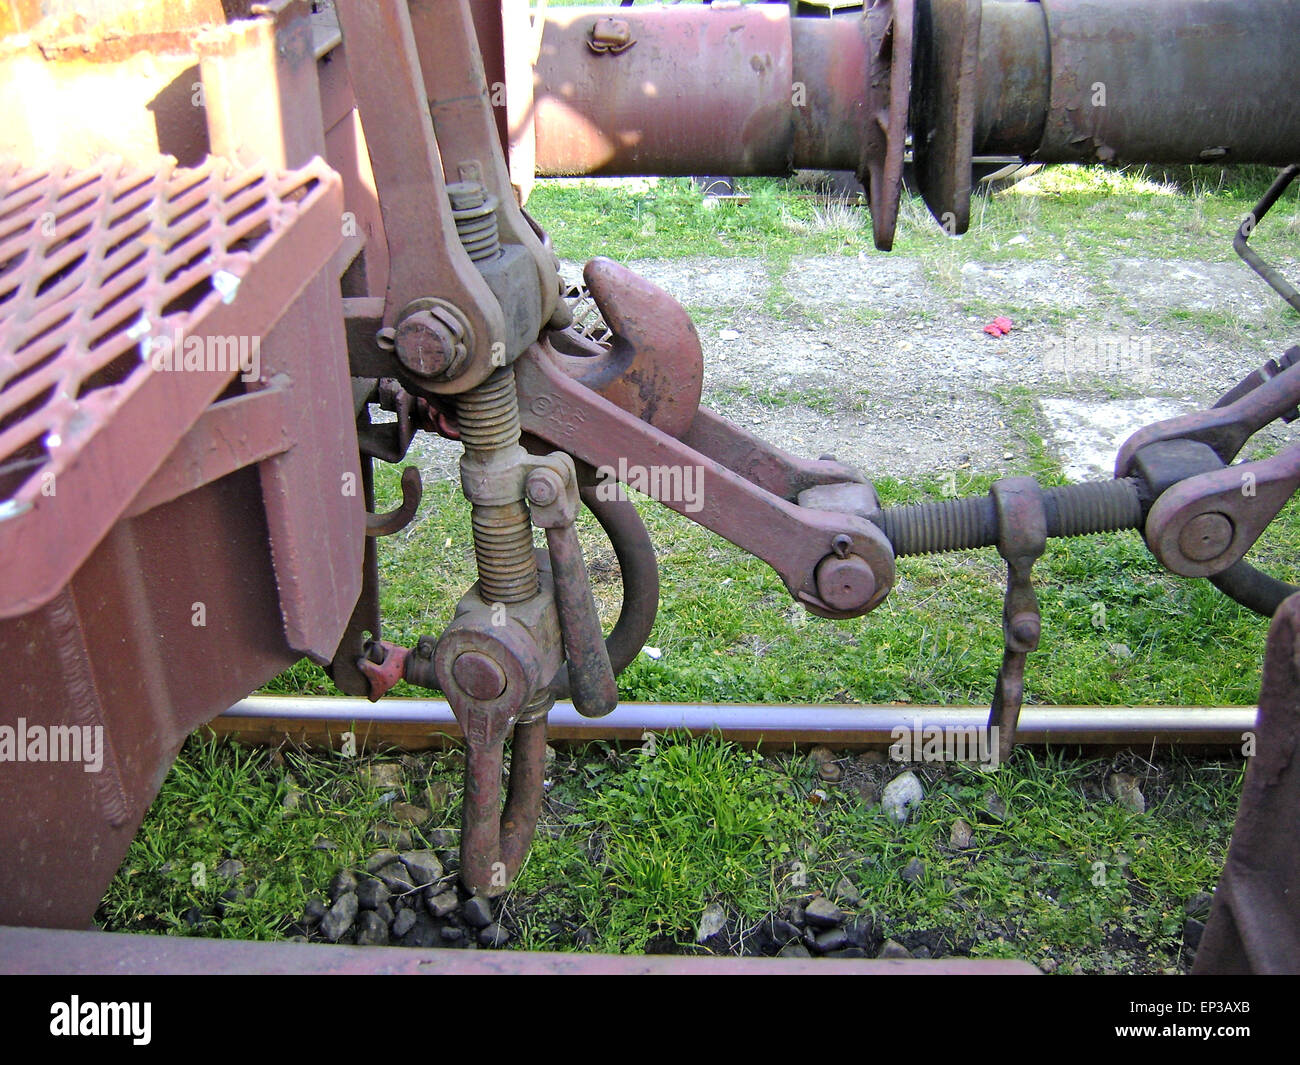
xmin=525 ymin=460 xmax=618 ymax=717
xmin=988 ymin=478 xmax=1047 ymax=765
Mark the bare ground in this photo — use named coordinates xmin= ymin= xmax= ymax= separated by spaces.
xmin=410 ymin=251 xmax=1298 ymax=485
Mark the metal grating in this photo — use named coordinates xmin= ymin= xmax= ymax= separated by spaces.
xmin=0 ymin=154 xmax=331 ymax=505
xmin=0 ymin=152 xmax=343 ymax=618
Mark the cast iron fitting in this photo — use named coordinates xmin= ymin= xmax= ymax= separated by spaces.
xmin=459 ymin=692 xmax=553 ymax=898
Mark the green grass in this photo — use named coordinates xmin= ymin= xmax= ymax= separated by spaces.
xmin=532 ymin=164 xmax=1299 ymax=272
xmin=101 ymin=731 xmax=1241 ymax=972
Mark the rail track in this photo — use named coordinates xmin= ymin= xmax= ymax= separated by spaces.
xmin=211 ymin=697 xmax=1258 ymax=751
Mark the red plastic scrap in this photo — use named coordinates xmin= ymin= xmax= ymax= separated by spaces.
xmin=983 ymin=316 xmax=1014 ymax=337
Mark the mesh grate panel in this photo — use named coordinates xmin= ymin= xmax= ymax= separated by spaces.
xmin=0 ymin=153 xmax=333 ymax=509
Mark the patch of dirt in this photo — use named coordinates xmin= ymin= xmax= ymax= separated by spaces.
xmin=408 ymin=252 xmax=1295 ymax=491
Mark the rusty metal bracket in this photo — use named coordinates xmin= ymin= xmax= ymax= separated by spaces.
xmin=410 ymin=0 xmax=557 ymax=328
xmin=1119 ymin=351 xmax=1300 ymax=615
xmin=332 ymin=0 xmax=507 ymax=394
xmin=432 ymin=580 xmax=561 ymax=896
xmin=1145 ymin=446 xmax=1300 ymax=579
xmin=587 ymin=17 xmax=635 ymax=55
xmin=988 ymin=477 xmax=1046 ymax=764
xmin=1116 ymin=355 xmax=1300 ymax=478
xmin=547 ymin=258 xmax=703 ymax=440
xmin=542 ymin=468 xmax=660 ymax=699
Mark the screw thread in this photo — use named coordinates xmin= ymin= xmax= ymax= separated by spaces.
xmin=457 ymin=366 xmax=537 ymax=603
xmin=447 ymin=181 xmax=501 ymax=263
xmin=457 ymin=366 xmax=521 ymax=452
xmin=879 ymin=479 xmax=1143 ymax=557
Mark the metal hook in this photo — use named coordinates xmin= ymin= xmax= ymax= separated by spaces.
xmin=365 ymin=466 xmax=423 ymax=536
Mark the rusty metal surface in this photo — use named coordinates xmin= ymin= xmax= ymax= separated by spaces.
xmin=456 ymin=700 xmax=551 ymax=898
xmin=790 ymin=14 xmax=870 ymax=176
xmin=333 ymin=0 xmax=506 ymax=393
xmin=680 ymin=407 xmax=865 ymax=501
xmin=1145 ymin=446 xmax=1300 ymax=580
xmin=1116 ymin=357 xmax=1300 ymax=478
xmin=909 ymin=0 xmax=980 ymax=234
xmin=0 ymin=153 xmax=344 ymax=619
xmin=0 ymin=467 xmax=305 ymax=928
xmin=857 ymin=0 xmax=912 ymax=251
xmin=1210 ymin=561 xmax=1299 ymax=622
xmin=1194 ymin=591 xmax=1300 ymax=974
xmin=0 ymin=925 xmax=1041 ymax=974
xmin=326 ymin=449 xmax=383 ymax=697
xmin=1034 ymin=0 xmax=1300 ymax=166
xmin=1115 ymin=351 xmax=1300 ymax=614
xmin=544 ymin=475 xmax=659 ymax=698
xmin=410 ymin=0 xmax=555 ymax=327
xmin=533 ymin=4 xmax=797 ymax=178
xmin=1234 ymin=164 xmax=1300 ymax=315
xmin=988 ymin=477 xmax=1046 ymax=763
xmin=122 ymin=382 xmax=292 ymax=518
xmin=972 ymin=0 xmax=1047 ymax=157
xmin=527 ymin=0 xmax=908 ymax=246
xmin=540 ymin=520 xmax=618 ymax=717
xmin=547 ymin=258 xmax=703 ymax=440
xmin=317 ymin=37 xmax=389 ymax=295
xmin=366 ymin=466 xmax=423 ymax=537
xmin=516 ymin=340 xmax=896 ymax=620
xmin=526 ymin=458 xmax=618 ymax=718
xmin=198 ymin=1 xmax=325 ymax=173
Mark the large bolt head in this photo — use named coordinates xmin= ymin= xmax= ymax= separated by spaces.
xmin=451 ymin=651 xmax=507 ymax=701
xmin=1179 ymin=512 xmax=1233 ymax=563
xmin=815 ymin=553 xmax=876 ymax=612
xmin=525 ymin=469 xmax=562 ymax=507
xmin=395 ymin=310 xmax=460 ymax=378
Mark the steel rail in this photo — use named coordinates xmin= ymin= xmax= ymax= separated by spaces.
xmin=213 ymin=697 xmax=1256 ymax=750
xmin=0 ymin=927 xmax=1038 ymax=975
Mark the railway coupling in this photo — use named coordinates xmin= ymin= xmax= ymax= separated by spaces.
xmin=354 ymin=244 xmax=1300 ymax=895
xmin=3 ymin=0 xmax=1300 ymax=971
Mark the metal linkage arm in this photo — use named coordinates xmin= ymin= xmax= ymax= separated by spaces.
xmin=516 ymin=341 xmax=897 ymax=620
